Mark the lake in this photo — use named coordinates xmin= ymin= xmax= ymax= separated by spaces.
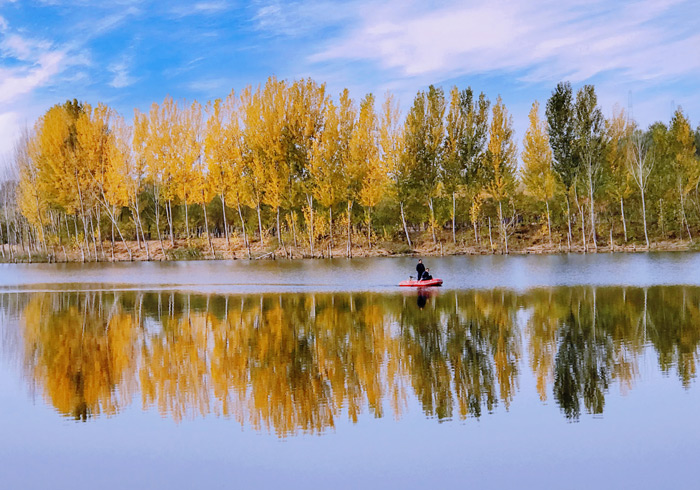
xmin=1 ymin=253 xmax=699 ymax=488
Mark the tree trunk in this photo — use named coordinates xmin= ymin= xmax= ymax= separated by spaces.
xmin=545 ymin=200 xmax=552 ymax=246
xmin=291 ymin=211 xmax=298 ymax=249
xmin=73 ymin=215 xmax=85 ymax=262
xmin=659 ymin=199 xmax=665 ymax=238
xmin=498 ymin=201 xmax=508 ymax=254
xmin=620 ymin=197 xmax=627 ymax=242
xmin=202 ymin=199 xmax=215 ymax=258
xmin=565 ymin=193 xmax=572 ymax=252
xmin=452 ymin=192 xmax=457 ymax=244
xmin=328 ymin=206 xmax=333 ymax=249
xmin=680 ymin=192 xmax=692 ymax=241
xmin=110 ymin=217 xmax=115 ymax=261
xmin=400 ymin=201 xmax=412 ymax=249
xmin=346 ymin=200 xmax=353 ymax=258
xmin=488 ymin=216 xmax=494 ymax=253
xmin=184 ymin=197 xmax=190 ymax=245
xmin=256 ymin=203 xmax=264 ymax=247
xmin=473 ymin=220 xmax=479 ymax=246
xmin=276 ymin=207 xmax=286 ymax=256
xmin=220 ymin=194 xmax=231 ymax=254
xmin=88 ymin=211 xmax=98 ymax=260
xmin=166 ymin=200 xmax=174 ymax=247
xmin=588 ymin=164 xmax=597 ymax=251
xmin=366 ymin=207 xmax=372 ymax=249
xmin=134 ymin=207 xmax=142 ymax=249
xmin=237 ymin=203 xmax=251 ymax=259
xmin=74 ymin=172 xmax=91 ymax=260
xmin=428 ymin=197 xmax=437 ymax=244
xmin=574 ymin=186 xmax=586 ymax=253
xmin=641 ymin=189 xmax=650 ymax=249
xmin=306 ymin=194 xmax=315 ymax=257
xmin=153 ymin=188 xmax=167 ymax=259
xmin=95 ymin=207 xmax=106 ymax=260
xmin=134 ymin=203 xmax=150 ymax=261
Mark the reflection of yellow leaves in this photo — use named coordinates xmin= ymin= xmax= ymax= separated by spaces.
xmin=18 ymin=287 xmax=700 ymax=433
xmin=22 ymin=293 xmax=137 ymax=420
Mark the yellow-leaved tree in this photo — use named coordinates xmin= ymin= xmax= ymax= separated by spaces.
xmin=348 ymin=94 xmax=378 ymax=250
xmin=205 ymin=91 xmax=252 ymax=257
xmin=521 ymin=101 xmax=557 ymax=245
xmin=309 ymin=99 xmax=345 ymax=252
xmin=76 ymin=103 xmax=135 ymax=260
xmin=357 ymin=94 xmax=388 ymax=248
xmin=484 ymin=96 xmax=517 ymax=253
xmin=106 ymin=112 xmax=150 ymax=260
xmin=605 ymin=107 xmax=633 ymax=244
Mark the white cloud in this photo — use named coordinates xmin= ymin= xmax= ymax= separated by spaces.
xmin=108 ymin=56 xmax=136 ymax=88
xmin=0 ymin=51 xmax=67 ymax=103
xmin=309 ymin=0 xmax=700 ymax=87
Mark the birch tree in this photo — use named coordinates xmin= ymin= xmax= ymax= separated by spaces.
xmin=627 ymin=129 xmax=654 ymax=249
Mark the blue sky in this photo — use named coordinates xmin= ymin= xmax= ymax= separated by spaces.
xmin=1 ymin=0 xmax=699 ymax=161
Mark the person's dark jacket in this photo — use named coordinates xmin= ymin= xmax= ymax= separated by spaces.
xmin=421 ymin=271 xmax=432 ymax=281
xmin=416 ymin=262 xmax=425 ymax=279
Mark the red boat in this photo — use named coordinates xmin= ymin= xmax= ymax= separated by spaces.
xmin=399 ymin=278 xmax=443 ymax=287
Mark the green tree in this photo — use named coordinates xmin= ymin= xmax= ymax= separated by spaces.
xmin=574 ymin=85 xmax=607 ymax=251
xmin=546 ymin=82 xmax=578 ymax=250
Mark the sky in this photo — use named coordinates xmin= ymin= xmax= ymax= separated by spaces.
xmin=1 ymin=0 xmax=699 ymax=164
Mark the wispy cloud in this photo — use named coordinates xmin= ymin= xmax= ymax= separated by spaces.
xmin=309 ymin=0 xmax=700 ymax=87
xmin=170 ymin=1 xmax=232 ymax=18
xmin=0 ymin=30 xmax=69 ymax=103
xmin=252 ymin=0 xmax=358 ymax=37
xmin=108 ymin=55 xmax=137 ymax=88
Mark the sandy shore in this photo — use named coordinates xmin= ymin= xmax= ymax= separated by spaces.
xmin=2 ymin=233 xmax=695 ymax=263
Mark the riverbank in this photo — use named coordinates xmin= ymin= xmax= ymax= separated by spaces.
xmin=2 ymin=232 xmax=697 ymax=263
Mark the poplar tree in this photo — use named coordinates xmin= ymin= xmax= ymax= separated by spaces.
xmin=337 ymin=89 xmax=356 ymax=256
xmin=75 ymin=104 xmax=133 ymax=260
xmin=403 ymin=86 xmax=445 ymax=244
xmin=459 ymin=88 xmax=490 ymax=243
xmin=442 ymin=87 xmax=464 ymax=243
xmin=521 ymin=101 xmax=557 ymax=245
xmin=106 ymin=112 xmax=149 ymax=259
xmin=668 ymin=108 xmax=699 ymax=240
xmin=574 ymin=85 xmax=606 ymax=250
xmin=358 ymin=96 xmax=388 ymax=248
xmin=605 ymin=108 xmax=633 ymax=243
xmin=546 ymin=82 xmax=578 ymax=250
xmin=310 ymin=99 xmax=344 ymax=250
xmin=349 ymin=94 xmax=380 ymax=248
xmin=483 ymin=96 xmax=517 ymax=253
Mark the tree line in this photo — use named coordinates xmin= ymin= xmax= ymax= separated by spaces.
xmin=4 ymin=77 xmax=700 ymax=261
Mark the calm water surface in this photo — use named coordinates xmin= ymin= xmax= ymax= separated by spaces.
xmin=1 ymin=253 xmax=699 ymax=489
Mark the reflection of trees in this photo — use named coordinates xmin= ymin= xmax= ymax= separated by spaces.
xmin=21 ymin=292 xmax=138 ymax=421
xmin=646 ymin=287 xmax=700 ymax=387
xmin=10 ymin=286 xmax=700 ymax=431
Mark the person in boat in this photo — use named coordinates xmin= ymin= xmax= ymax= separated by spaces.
xmin=421 ymin=268 xmax=433 ymax=281
xmin=416 ymin=259 xmax=425 ymax=281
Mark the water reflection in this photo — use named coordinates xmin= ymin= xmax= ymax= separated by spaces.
xmin=2 ymin=286 xmax=699 ymax=433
